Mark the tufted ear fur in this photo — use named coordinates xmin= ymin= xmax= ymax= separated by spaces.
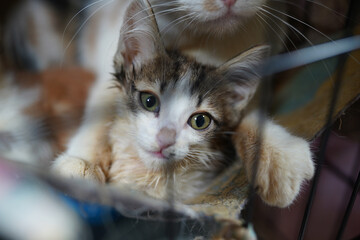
xmin=114 ymin=0 xmax=166 ymax=73
xmin=217 ymin=45 xmax=269 ymax=120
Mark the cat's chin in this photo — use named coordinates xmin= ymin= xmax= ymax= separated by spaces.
xmin=189 ymin=13 xmax=248 ymax=36
xmin=137 ymin=148 xmax=171 ymax=171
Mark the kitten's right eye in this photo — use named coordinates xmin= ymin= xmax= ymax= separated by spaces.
xmin=188 ymin=113 xmax=211 ymax=130
xmin=140 ymin=92 xmax=160 ymax=113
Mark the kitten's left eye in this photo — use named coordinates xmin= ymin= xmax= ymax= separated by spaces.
xmin=188 ymin=113 xmax=211 ymax=130
xmin=140 ymin=92 xmax=160 ymax=113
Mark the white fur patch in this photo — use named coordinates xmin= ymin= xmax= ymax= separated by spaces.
xmin=134 ymin=70 xmax=211 ymax=169
xmin=0 ymin=74 xmax=52 ymax=165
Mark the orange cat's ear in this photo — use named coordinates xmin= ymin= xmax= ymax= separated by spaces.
xmin=115 ymin=0 xmax=166 ymax=71
xmin=217 ymin=45 xmax=269 ymax=113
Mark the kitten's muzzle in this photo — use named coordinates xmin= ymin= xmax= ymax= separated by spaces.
xmin=222 ymin=0 xmax=236 ymax=8
xmin=156 ymin=127 xmax=176 ymax=151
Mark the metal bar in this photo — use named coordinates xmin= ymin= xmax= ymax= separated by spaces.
xmin=165 ymin=166 xmax=176 ymax=240
xmin=297 ymin=52 xmax=347 ymax=240
xmin=261 ymin=35 xmax=360 ymax=77
xmin=242 ymin=83 xmax=271 ymax=225
xmin=336 ymin=147 xmax=360 ymax=240
xmin=327 ymin=162 xmax=356 ymax=188
xmin=298 ymin=0 xmax=359 ymax=237
xmin=243 ymin=75 xmax=273 ymax=227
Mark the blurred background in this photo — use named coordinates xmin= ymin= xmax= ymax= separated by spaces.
xmin=0 ymin=0 xmax=359 ymax=239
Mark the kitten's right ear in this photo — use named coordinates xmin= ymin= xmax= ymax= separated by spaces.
xmin=114 ymin=0 xmax=166 ymax=72
xmin=217 ymin=45 xmax=269 ymax=111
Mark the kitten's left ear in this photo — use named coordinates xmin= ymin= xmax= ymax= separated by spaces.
xmin=217 ymin=45 xmax=269 ymax=114
xmin=114 ymin=0 xmax=166 ymax=72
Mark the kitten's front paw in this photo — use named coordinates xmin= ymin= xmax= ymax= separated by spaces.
xmin=255 ymin=133 xmax=314 ymax=207
xmin=52 ymin=154 xmax=105 ymax=183
xmin=234 ymin=114 xmax=315 ymax=207
xmin=213 ymin=219 xmax=256 ymax=240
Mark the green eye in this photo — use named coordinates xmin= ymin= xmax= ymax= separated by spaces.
xmin=140 ymin=92 xmax=160 ymax=112
xmin=189 ymin=113 xmax=211 ymax=130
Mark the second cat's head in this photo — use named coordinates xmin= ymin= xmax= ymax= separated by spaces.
xmin=151 ymin=0 xmax=267 ymax=35
xmin=113 ymin=0 xmax=268 ymax=170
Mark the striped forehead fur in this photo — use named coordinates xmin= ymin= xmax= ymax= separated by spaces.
xmin=115 ymin=51 xmax=237 ymax=121
xmin=124 ymin=52 xmax=217 ymax=91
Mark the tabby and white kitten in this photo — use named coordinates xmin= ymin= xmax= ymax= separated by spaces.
xmin=53 ymin=0 xmax=268 ymax=201
xmin=3 ymin=0 xmax=314 ymax=207
xmin=74 ymin=0 xmax=314 ymax=206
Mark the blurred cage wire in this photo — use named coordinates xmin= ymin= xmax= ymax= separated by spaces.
xmin=0 ymin=0 xmax=360 ymax=239
xmin=250 ymin=0 xmax=360 ymax=238
xmin=247 ymin=1 xmax=360 ymax=240
xmin=249 ymin=1 xmax=360 ymax=239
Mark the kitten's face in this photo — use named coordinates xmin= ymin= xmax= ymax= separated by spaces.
xmin=114 ymin=0 xmax=267 ymax=171
xmin=119 ymin=55 xmax=235 ymax=170
xmin=153 ymin=0 xmax=266 ymax=34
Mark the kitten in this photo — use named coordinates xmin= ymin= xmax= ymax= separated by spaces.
xmin=78 ymin=0 xmax=286 ymax=73
xmin=0 ymin=73 xmax=53 ymax=165
xmin=3 ymin=0 xmax=314 ymax=207
xmin=73 ymin=0 xmax=314 ymax=206
xmin=2 ymin=0 xmax=77 ymax=71
xmin=3 ymin=0 xmax=286 ymax=69
xmin=53 ymin=0 xmax=268 ymax=201
xmin=151 ymin=0 xmax=287 ymax=65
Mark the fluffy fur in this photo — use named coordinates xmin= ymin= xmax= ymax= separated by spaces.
xmin=53 ymin=0 xmax=269 ymax=201
xmin=233 ymin=111 xmax=314 ymax=207
xmin=4 ymin=0 xmax=286 ymax=70
xmin=75 ymin=0 xmax=286 ymax=71
xmin=152 ymin=0 xmax=287 ymax=65
xmin=3 ymin=0 xmax=314 ymax=207
xmin=3 ymin=0 xmax=75 ymax=70
xmin=0 ymin=73 xmax=52 ymax=165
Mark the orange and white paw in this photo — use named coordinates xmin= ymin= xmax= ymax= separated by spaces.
xmin=234 ymin=112 xmax=315 ymax=207
xmin=256 ymin=132 xmax=314 ymax=207
xmin=213 ymin=219 xmax=257 ymax=240
xmin=52 ymin=154 xmax=105 ymax=183
xmin=255 ymin=121 xmax=314 ymax=207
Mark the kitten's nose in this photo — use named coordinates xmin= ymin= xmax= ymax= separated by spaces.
xmin=222 ymin=0 xmax=236 ymax=8
xmin=156 ymin=127 xmax=176 ymax=150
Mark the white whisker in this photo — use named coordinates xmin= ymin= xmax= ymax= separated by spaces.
xmin=258 ymin=6 xmax=312 ymax=45
xmin=160 ymin=12 xmax=197 ymax=36
xmin=63 ymin=0 xmax=115 ymax=65
xmin=304 ymin=0 xmax=348 ymax=18
xmin=263 ymin=4 xmax=335 ymax=43
xmin=62 ymin=0 xmax=107 ymax=48
xmin=255 ymin=12 xmax=291 ymax=52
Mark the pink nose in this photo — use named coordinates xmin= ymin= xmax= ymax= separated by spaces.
xmin=222 ymin=0 xmax=236 ymax=7
xmin=156 ymin=127 xmax=176 ymax=150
